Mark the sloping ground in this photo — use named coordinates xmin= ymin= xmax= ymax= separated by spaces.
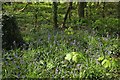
xmin=2 ymin=3 xmax=120 ymax=79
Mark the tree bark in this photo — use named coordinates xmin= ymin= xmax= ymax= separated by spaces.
xmin=53 ymin=2 xmax=58 ymax=29
xmin=62 ymin=2 xmax=73 ymax=28
xmin=118 ymin=2 xmax=120 ymax=19
xmin=2 ymin=15 xmax=28 ymax=50
xmin=118 ymin=1 xmax=120 ymax=36
xmin=78 ymin=2 xmax=86 ymax=20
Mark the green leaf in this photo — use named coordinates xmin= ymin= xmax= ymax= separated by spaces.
xmin=47 ymin=62 xmax=54 ymax=69
xmin=98 ymin=56 xmax=104 ymax=62
xmin=40 ymin=60 xmax=44 ymax=65
xmin=72 ymin=52 xmax=85 ymax=63
xmin=12 ymin=75 xmax=19 ymax=78
xmin=101 ymin=59 xmax=111 ymax=68
xmin=65 ymin=53 xmax=72 ymax=61
xmin=65 ymin=52 xmax=85 ymax=63
xmin=72 ymin=53 xmax=79 ymax=63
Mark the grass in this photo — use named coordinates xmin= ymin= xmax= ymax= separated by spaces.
xmin=2 ymin=2 xmax=120 ymax=79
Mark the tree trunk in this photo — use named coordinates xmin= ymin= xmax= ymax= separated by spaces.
xmin=62 ymin=2 xmax=73 ymax=28
xmin=78 ymin=2 xmax=86 ymax=21
xmin=118 ymin=1 xmax=120 ymax=36
xmin=53 ymin=2 xmax=58 ymax=29
xmin=2 ymin=15 xmax=28 ymax=50
xmin=118 ymin=2 xmax=120 ymax=19
xmin=68 ymin=2 xmax=73 ymax=21
xmin=34 ymin=7 xmax=38 ymax=27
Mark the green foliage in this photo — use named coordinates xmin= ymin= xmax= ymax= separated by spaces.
xmin=64 ymin=27 xmax=74 ymax=35
xmin=101 ymin=59 xmax=111 ymax=68
xmin=2 ymin=2 xmax=120 ymax=79
xmin=92 ymin=18 xmax=119 ymax=35
xmin=65 ymin=52 xmax=85 ymax=63
xmin=98 ymin=56 xmax=104 ymax=62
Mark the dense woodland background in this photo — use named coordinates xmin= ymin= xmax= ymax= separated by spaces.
xmin=2 ymin=2 xmax=120 ymax=79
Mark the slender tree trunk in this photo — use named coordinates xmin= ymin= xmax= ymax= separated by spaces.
xmin=78 ymin=2 xmax=86 ymax=21
xmin=68 ymin=2 xmax=73 ymax=21
xmin=53 ymin=2 xmax=58 ymax=29
xmin=118 ymin=2 xmax=120 ymax=19
xmin=118 ymin=2 xmax=120 ymax=36
xmin=62 ymin=2 xmax=73 ymax=28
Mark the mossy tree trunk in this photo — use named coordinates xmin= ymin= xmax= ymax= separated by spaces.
xmin=78 ymin=2 xmax=86 ymax=21
xmin=118 ymin=1 xmax=120 ymax=35
xmin=53 ymin=2 xmax=58 ymax=29
xmin=118 ymin=2 xmax=120 ymax=20
xmin=2 ymin=15 xmax=28 ymax=50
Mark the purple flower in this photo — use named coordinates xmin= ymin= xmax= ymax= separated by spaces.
xmin=38 ymin=39 xmax=41 ymax=43
xmin=73 ymin=40 xmax=76 ymax=45
xmin=55 ymin=68 xmax=59 ymax=74
xmin=70 ymin=40 xmax=76 ymax=45
xmin=16 ymin=65 xmax=20 ymax=69
xmin=17 ymin=73 xmax=20 ymax=78
xmin=14 ymin=54 xmax=18 ymax=58
xmin=48 ymin=33 xmax=51 ymax=42
xmin=5 ymin=61 xmax=8 ymax=65
xmin=20 ymin=60 xmax=24 ymax=64
xmin=77 ymin=64 xmax=81 ymax=67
